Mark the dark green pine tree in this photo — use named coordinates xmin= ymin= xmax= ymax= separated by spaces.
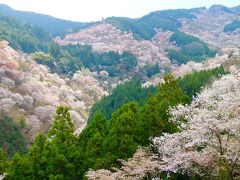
xmin=100 ymin=102 xmax=139 ymax=168
xmin=7 ymin=106 xmax=79 ymax=180
xmin=7 ymin=152 xmax=34 ymax=180
xmin=49 ymin=41 xmax=62 ymax=59
xmin=138 ymin=74 xmax=190 ymax=145
xmin=27 ymin=133 xmax=47 ymax=179
xmin=44 ymin=106 xmax=77 ymax=179
xmin=77 ymin=112 xmax=107 ymax=173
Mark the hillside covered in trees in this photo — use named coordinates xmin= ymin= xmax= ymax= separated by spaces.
xmin=0 ymin=65 xmax=229 ymax=179
xmin=0 ymin=13 xmax=51 ymax=53
xmin=0 ymin=3 xmax=240 ymax=180
xmin=168 ymin=31 xmax=216 ymax=64
xmin=105 ymin=9 xmax=197 ymax=40
xmin=224 ymin=20 xmax=240 ymax=32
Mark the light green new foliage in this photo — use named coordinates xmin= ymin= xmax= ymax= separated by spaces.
xmin=45 ymin=106 xmax=77 ymax=179
xmin=7 ymin=106 xmax=79 ymax=180
xmin=0 ymin=148 xmax=6 ymax=175
xmin=48 ymin=106 xmax=75 ymax=143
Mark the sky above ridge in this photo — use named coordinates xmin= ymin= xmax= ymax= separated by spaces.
xmin=0 ymin=0 xmax=239 ymax=22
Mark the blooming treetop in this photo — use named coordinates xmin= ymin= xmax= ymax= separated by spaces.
xmin=86 ymin=148 xmax=161 ymax=180
xmin=153 ymin=67 xmax=240 ymax=179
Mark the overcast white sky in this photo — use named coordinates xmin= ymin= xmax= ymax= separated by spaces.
xmin=0 ymin=0 xmax=239 ymax=22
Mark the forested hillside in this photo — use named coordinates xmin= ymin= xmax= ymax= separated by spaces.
xmin=224 ymin=20 xmax=240 ymax=32
xmin=106 ymin=9 xmax=198 ymax=40
xmin=59 ymin=6 xmax=230 ymax=74
xmin=33 ymin=42 xmax=138 ymax=77
xmin=87 ymin=67 xmax=240 ymax=180
xmin=168 ymin=31 xmax=216 ymax=64
xmin=88 ymin=80 xmax=157 ymax=121
xmin=0 ymin=13 xmax=51 ymax=53
xmin=0 ymin=116 xmax=27 ymax=157
xmin=0 ymin=3 xmax=240 ymax=180
xmin=0 ymin=4 xmax=90 ymax=37
xmin=0 ymin=41 xmax=107 ymax=145
xmin=0 ymin=65 xmax=230 ymax=179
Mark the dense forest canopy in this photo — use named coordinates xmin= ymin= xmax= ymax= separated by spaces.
xmin=34 ymin=43 xmax=138 ymax=77
xmin=89 ymin=66 xmax=226 ymax=123
xmin=177 ymin=66 xmax=226 ymax=98
xmin=224 ymin=20 xmax=240 ymax=32
xmin=0 ymin=116 xmax=27 ymax=158
xmin=0 ymin=13 xmax=51 ymax=53
xmin=168 ymin=31 xmax=216 ymax=64
xmin=88 ymin=80 xmax=157 ymax=121
xmin=106 ymin=9 xmax=197 ymax=40
xmin=2 ymin=75 xmax=190 ymax=179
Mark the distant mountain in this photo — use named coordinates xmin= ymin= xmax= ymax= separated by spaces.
xmin=105 ymin=8 xmax=200 ymax=40
xmin=0 ymin=12 xmax=51 ymax=53
xmin=231 ymin=5 xmax=240 ymax=14
xmin=105 ymin=5 xmax=240 ymax=41
xmin=57 ymin=4 xmax=240 ymax=79
xmin=1 ymin=3 xmax=240 ymax=82
xmin=0 ymin=4 xmax=92 ymax=37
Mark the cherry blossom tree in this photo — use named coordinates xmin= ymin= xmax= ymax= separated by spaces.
xmin=153 ymin=68 xmax=240 ymax=179
xmin=86 ymin=148 xmax=161 ymax=180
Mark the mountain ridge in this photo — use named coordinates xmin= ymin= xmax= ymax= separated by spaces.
xmin=0 ymin=4 xmax=92 ymax=37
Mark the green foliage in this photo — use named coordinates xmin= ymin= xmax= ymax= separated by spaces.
xmin=168 ymin=49 xmax=191 ymax=64
xmin=7 ymin=152 xmax=34 ymax=179
xmin=33 ymin=51 xmax=55 ymax=70
xmin=0 ymin=116 xmax=27 ymax=157
xmin=100 ymin=102 xmax=139 ymax=167
xmin=84 ymin=75 xmax=189 ymax=170
xmin=62 ymin=45 xmax=138 ymax=77
xmin=106 ymin=9 xmax=196 ymax=40
xmin=88 ymin=79 xmax=157 ymax=121
xmin=0 ymin=148 xmax=6 ymax=175
xmin=7 ymin=106 xmax=80 ymax=179
xmin=78 ymin=112 xmax=106 ymax=172
xmin=224 ymin=20 xmax=240 ymax=32
xmin=144 ymin=63 xmax=160 ymax=78
xmin=45 ymin=107 xmax=77 ymax=179
xmin=34 ymin=43 xmax=138 ymax=77
xmin=177 ymin=66 xmax=226 ymax=98
xmin=48 ymin=106 xmax=75 ymax=142
xmin=168 ymin=31 xmax=216 ymax=64
xmin=0 ymin=13 xmax=51 ymax=53
xmin=49 ymin=41 xmax=62 ymax=59
xmin=138 ymin=74 xmax=189 ymax=144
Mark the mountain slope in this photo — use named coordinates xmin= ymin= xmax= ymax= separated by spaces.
xmin=0 ymin=13 xmax=51 ymax=53
xmin=180 ymin=5 xmax=240 ymax=49
xmin=58 ymin=5 xmax=240 ymax=75
xmin=0 ymin=4 xmax=91 ymax=37
xmin=57 ymin=23 xmax=172 ymax=68
xmin=105 ymin=8 xmax=198 ymax=40
xmin=0 ymin=40 xmax=107 ymax=142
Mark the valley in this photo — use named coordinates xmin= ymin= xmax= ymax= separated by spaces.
xmin=0 ymin=2 xmax=240 ymax=180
